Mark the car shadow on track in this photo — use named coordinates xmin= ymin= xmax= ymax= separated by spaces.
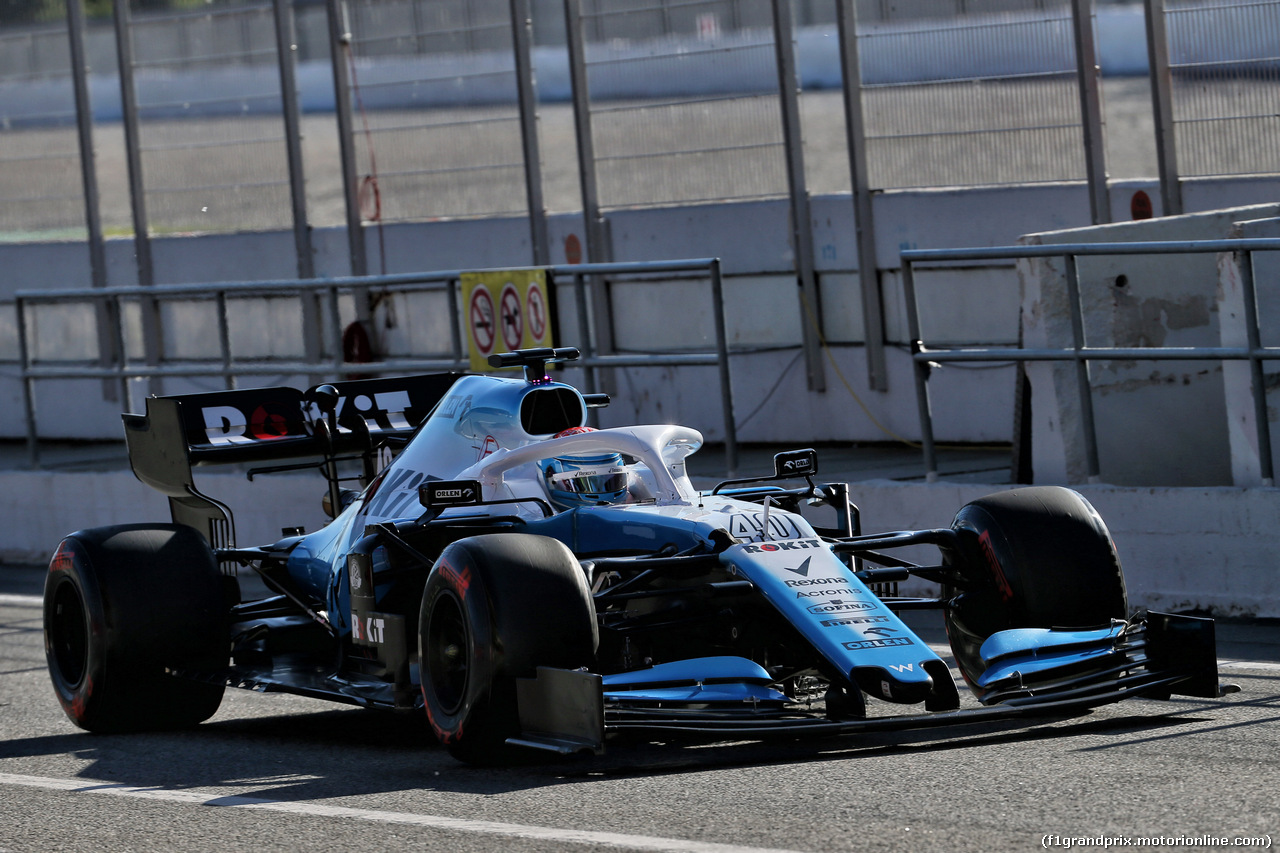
xmin=0 ymin=698 xmax=1247 ymax=802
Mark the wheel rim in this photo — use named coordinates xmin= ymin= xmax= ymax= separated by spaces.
xmin=426 ymin=590 xmax=468 ymax=715
xmin=49 ymin=579 xmax=89 ymax=689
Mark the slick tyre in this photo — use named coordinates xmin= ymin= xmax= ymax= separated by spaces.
xmin=44 ymin=524 xmax=228 ymax=732
xmin=419 ymin=534 xmax=597 ymax=764
xmin=944 ymin=487 xmax=1128 ymax=692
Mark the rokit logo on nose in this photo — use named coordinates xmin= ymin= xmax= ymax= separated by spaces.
xmin=741 ymin=539 xmax=821 ymax=554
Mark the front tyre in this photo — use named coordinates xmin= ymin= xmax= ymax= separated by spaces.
xmin=944 ymin=487 xmax=1128 ymax=693
xmin=44 ymin=524 xmax=228 ymax=732
xmin=419 ymin=534 xmax=597 ymax=764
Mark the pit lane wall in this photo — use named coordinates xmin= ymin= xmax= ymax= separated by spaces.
xmin=1 ymin=466 xmax=1275 ymax=618
xmin=7 ymin=176 xmax=1280 ymax=453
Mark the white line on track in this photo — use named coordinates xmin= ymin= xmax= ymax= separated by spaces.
xmin=0 ymin=772 xmax=807 ymax=853
xmin=0 ymin=594 xmax=40 ymax=606
xmin=1219 ymin=659 xmax=1280 ymax=673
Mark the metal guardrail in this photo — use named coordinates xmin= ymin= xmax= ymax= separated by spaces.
xmin=15 ymin=258 xmax=738 ymax=474
xmin=903 ymin=238 xmax=1280 ymax=486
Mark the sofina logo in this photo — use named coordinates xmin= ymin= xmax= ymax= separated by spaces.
xmin=806 ymin=599 xmax=875 ymax=615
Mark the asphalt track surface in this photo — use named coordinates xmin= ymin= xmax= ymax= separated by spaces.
xmin=2 ymin=562 xmax=1278 ymax=853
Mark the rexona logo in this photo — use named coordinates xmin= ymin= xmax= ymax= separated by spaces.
xmin=742 ymin=539 xmax=821 ymax=554
xmin=786 ymin=577 xmax=851 ymax=589
xmin=806 ymin=599 xmax=875 ymax=615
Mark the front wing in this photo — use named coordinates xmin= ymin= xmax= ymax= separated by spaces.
xmin=511 ymin=611 xmax=1233 ymax=755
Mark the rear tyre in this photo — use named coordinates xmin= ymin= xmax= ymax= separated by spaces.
xmin=419 ymin=534 xmax=597 ymax=764
xmin=944 ymin=487 xmax=1128 ymax=693
xmin=44 ymin=524 xmax=228 ymax=732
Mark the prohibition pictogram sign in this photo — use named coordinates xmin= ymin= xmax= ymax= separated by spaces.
xmin=469 ymin=285 xmax=496 ymax=355
xmin=499 ymin=282 xmax=524 ymax=351
xmin=526 ymin=281 xmax=547 ymax=342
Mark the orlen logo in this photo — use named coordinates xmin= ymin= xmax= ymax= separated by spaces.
xmin=806 ymin=599 xmax=875 ymax=615
xmin=742 ymin=539 xmax=821 ymax=554
xmin=437 ymin=488 xmax=472 ymax=500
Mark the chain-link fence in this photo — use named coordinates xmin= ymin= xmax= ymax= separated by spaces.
xmin=855 ymin=1 xmax=1088 ymax=189
xmin=1165 ymin=0 xmax=1280 ymax=178
xmin=6 ymin=0 xmax=1280 ymax=238
xmin=0 ymin=25 xmax=87 ymax=239
xmin=576 ymin=0 xmax=790 ymax=210
xmin=341 ymin=0 xmax=534 ymax=223
xmin=125 ymin=1 xmax=298 ymax=235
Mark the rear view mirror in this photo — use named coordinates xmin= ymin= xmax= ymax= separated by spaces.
xmin=773 ymin=448 xmax=818 ymax=479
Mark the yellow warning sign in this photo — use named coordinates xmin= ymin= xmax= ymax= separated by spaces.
xmin=460 ymin=269 xmax=553 ymax=372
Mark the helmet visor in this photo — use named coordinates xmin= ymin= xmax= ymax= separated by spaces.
xmin=549 ymin=466 xmax=627 ymax=496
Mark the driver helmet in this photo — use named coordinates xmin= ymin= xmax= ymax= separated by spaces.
xmin=541 ymin=428 xmax=629 ymax=509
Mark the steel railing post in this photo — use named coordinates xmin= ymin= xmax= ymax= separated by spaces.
xmin=67 ymin=0 xmax=118 ymax=403
xmin=903 ymin=260 xmax=938 ymax=482
xmin=710 ymin=259 xmax=738 ymax=476
xmin=1237 ymin=250 xmax=1274 ymax=485
xmin=447 ymin=277 xmax=463 ymax=364
xmin=1063 ymin=254 xmax=1102 ymax=481
xmin=273 ymin=0 xmax=322 ymax=387
xmin=510 ymin=0 xmax=550 ymax=267
xmin=326 ymin=0 xmax=367 ymax=281
xmin=835 ymin=0 xmax=888 ymax=392
xmin=326 ymin=281 xmax=344 ymax=378
xmin=573 ymin=269 xmax=599 ymax=426
xmin=216 ymin=290 xmax=233 ymax=390
xmin=564 ymin=0 xmax=616 ymax=397
xmin=1143 ymin=0 xmax=1183 ymax=216
xmin=1071 ymin=0 xmax=1111 ymax=225
xmin=773 ymin=0 xmax=825 ymax=392
xmin=113 ymin=0 xmax=164 ymax=397
xmin=113 ymin=292 xmax=129 ymax=410
xmin=17 ymin=298 xmax=38 ymax=468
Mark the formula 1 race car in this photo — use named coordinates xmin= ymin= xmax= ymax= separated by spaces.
xmin=43 ymin=347 xmax=1231 ymax=763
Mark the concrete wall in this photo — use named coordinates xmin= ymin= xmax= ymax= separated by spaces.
xmin=1020 ymin=203 xmax=1280 ymax=486
xmin=855 ymin=480 xmax=1280 ymax=619
xmin=8 ymin=176 xmax=1280 ymax=450
xmin=1219 ymin=214 xmax=1280 ymax=486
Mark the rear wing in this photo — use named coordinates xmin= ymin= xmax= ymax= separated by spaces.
xmin=122 ymin=373 xmax=460 ymax=549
